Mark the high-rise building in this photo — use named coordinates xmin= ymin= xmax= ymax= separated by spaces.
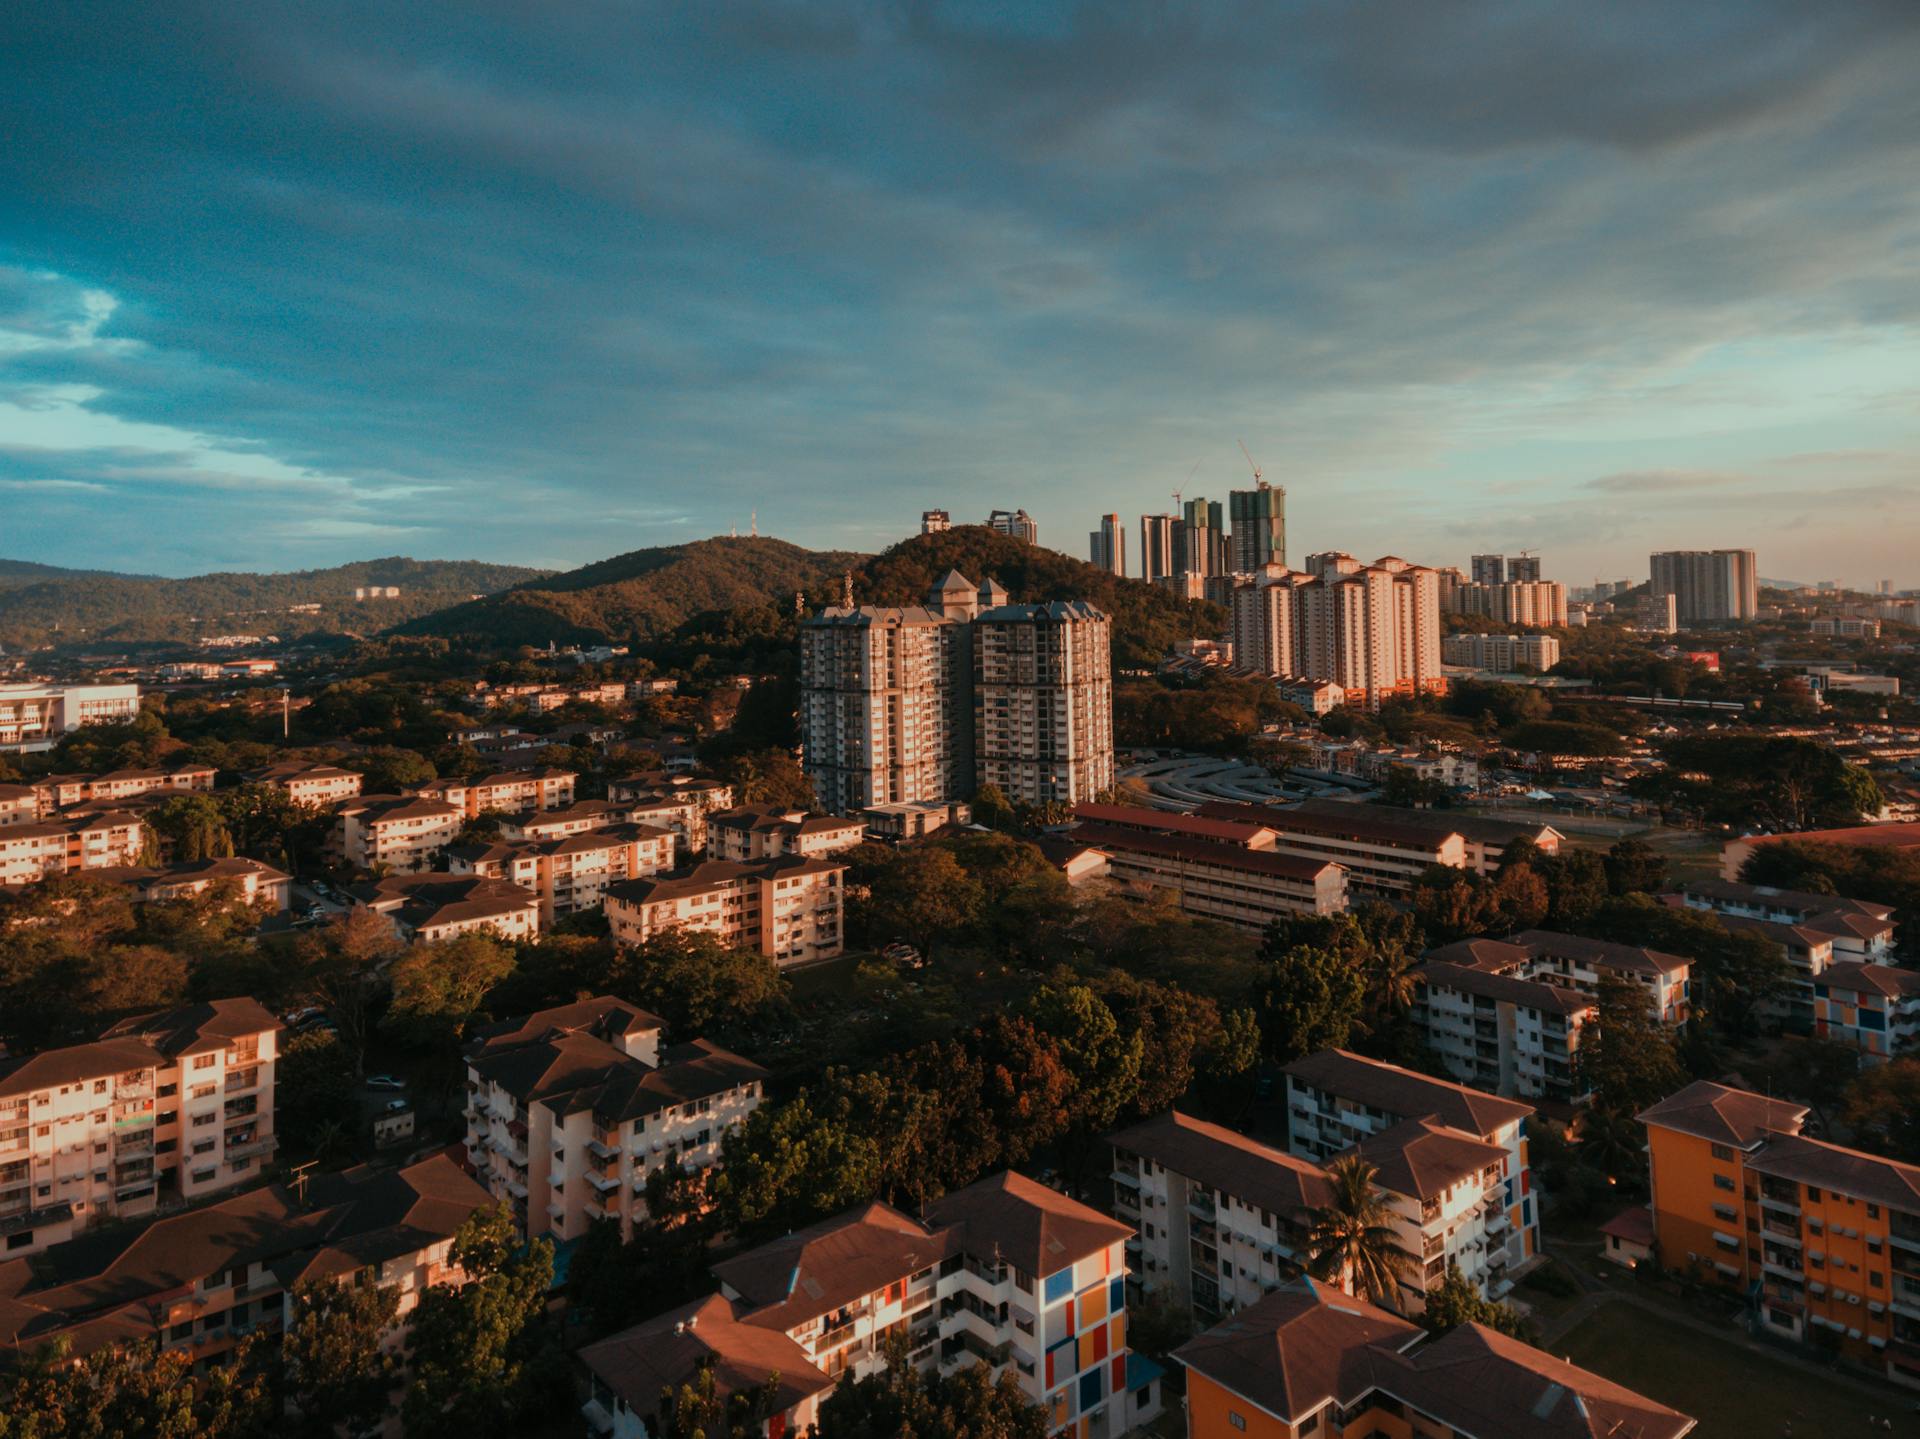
xmin=1506 ymin=554 xmax=1541 ymax=583
xmin=800 ymin=573 xmax=1113 ymax=813
xmin=1228 ymin=555 xmax=1445 ymax=708
xmin=1446 ymin=580 xmax=1569 ymax=628
xmin=974 ymin=601 xmax=1114 ymax=807
xmin=1180 ymin=497 xmax=1227 ymax=577
xmin=1470 ymin=554 xmax=1506 ymax=586
xmin=1649 ymin=549 xmax=1759 ymax=624
xmin=1228 ymin=482 xmax=1286 ymax=572
xmin=1140 ymin=514 xmax=1178 ymax=582
xmin=919 ymin=509 xmax=950 ymax=535
xmin=1440 ymin=633 xmax=1561 ymax=672
xmin=986 ymin=508 xmax=1038 ymax=544
xmin=1638 ymin=592 xmax=1679 ymax=634
xmin=1088 ymin=514 xmax=1126 ymax=576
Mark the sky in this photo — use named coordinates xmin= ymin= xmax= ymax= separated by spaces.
xmin=2 ymin=2 xmax=1919 ymax=588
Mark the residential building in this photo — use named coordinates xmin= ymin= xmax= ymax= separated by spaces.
xmin=0 ymin=811 xmax=146 ymax=886
xmin=1439 ymin=632 xmax=1561 ymax=673
xmin=1506 ymin=554 xmax=1542 ymax=583
xmin=0 ymin=999 xmax=280 ymax=1256
xmin=1650 ymin=549 xmax=1759 ymax=624
xmin=1228 ymin=482 xmax=1286 ymax=573
xmin=89 ymin=855 xmax=292 ymax=913
xmin=1413 ymin=949 xmax=1598 ymax=1104
xmin=988 ymin=508 xmax=1039 ymax=544
xmin=354 ymin=872 xmax=543 ymax=943
xmin=1277 ymin=678 xmax=1344 ymax=715
xmin=606 ymin=775 xmax=736 ymax=856
xmin=421 ymin=767 xmax=577 ymax=817
xmin=973 ymin=600 xmax=1115 ymax=807
xmin=921 ymin=509 xmax=950 ymax=534
xmin=706 ymin=805 xmax=866 ymax=862
xmin=0 ymin=1154 xmax=491 ymax=1364
xmin=1174 ymin=1278 xmax=1694 ymax=1439
xmin=1638 ymin=592 xmax=1680 ymax=634
xmin=0 ymin=682 xmax=141 ymax=753
xmin=1281 ymin=1050 xmax=1539 ymax=1269
xmin=0 ymin=784 xmax=40 ymax=828
xmin=860 ymin=799 xmax=971 ymax=840
xmin=499 ymin=798 xmax=631 ymax=842
xmin=1228 ymin=556 xmax=1446 ymax=708
xmin=1813 ymin=616 xmax=1882 ymax=639
xmin=1070 ymin=804 xmax=1349 ymax=928
xmin=1469 ymin=554 xmax=1506 ymax=586
xmin=605 ymin=855 xmax=847 ymax=966
xmin=1815 ymin=962 xmax=1920 ymax=1061
xmin=1721 ymin=822 xmax=1920 ymax=881
xmin=449 ymin=824 xmax=676 ymax=925
xmin=335 ymin=793 xmax=464 ymax=872
xmin=1090 ymin=514 xmax=1127 ymax=576
xmin=463 ymin=996 xmax=765 ymax=1242
xmin=243 ymin=759 xmax=364 ymax=808
xmin=1445 ymin=579 xmax=1569 ymax=628
xmin=34 ymin=762 xmax=215 ymax=810
xmin=1141 ymin=514 xmax=1179 ymax=582
xmin=1502 ymin=928 xmax=1692 ymax=1024
xmin=579 ymin=1170 xmax=1143 ymax=1439
xmin=1181 ymin=497 xmax=1228 ymax=577
xmin=1640 ymin=1079 xmax=1920 ymax=1383
xmin=1190 ymin=799 xmax=1559 ymax=899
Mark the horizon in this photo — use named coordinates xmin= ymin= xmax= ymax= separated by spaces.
xmin=4 ymin=5 xmax=1919 ymax=587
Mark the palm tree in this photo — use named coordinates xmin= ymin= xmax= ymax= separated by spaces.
xmin=1304 ymin=1154 xmax=1410 ymax=1308
xmin=1363 ymin=941 xmax=1420 ymax=1029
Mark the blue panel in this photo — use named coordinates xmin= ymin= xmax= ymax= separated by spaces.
xmin=1523 ymin=1196 xmax=1534 ymax=1227
xmin=1109 ymin=1276 xmax=1125 ymax=1312
xmin=1079 ymin=1368 xmax=1104 ymax=1413
xmin=1044 ymin=1268 xmax=1074 ymax=1305
xmin=1862 ymin=1009 xmax=1887 ymax=1030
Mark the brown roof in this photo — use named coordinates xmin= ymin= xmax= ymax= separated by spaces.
xmin=1348 ymin=1118 xmax=1509 ymax=1202
xmin=1289 ymin=798 xmax=1559 ymax=848
xmin=1111 ymin=1111 xmax=1333 ymax=1219
xmin=1636 ymin=1080 xmax=1807 ymax=1149
xmin=1173 ymin=1279 xmax=1422 ymax=1423
xmin=1195 ymin=799 xmax=1452 ymax=851
xmin=1745 ymin=1132 xmax=1920 ymax=1212
xmin=1416 ymin=961 xmax=1596 ymax=1018
xmin=1510 ymin=930 xmax=1691 ymax=978
xmin=1423 ymin=937 xmax=1535 ymax=972
xmin=1601 ymin=1205 xmax=1657 ymax=1247
xmin=578 ymin=1293 xmax=830 ymax=1424
xmin=1 ymin=999 xmax=280 ymax=1099
xmin=1681 ymin=879 xmax=1895 ymax=924
xmin=923 ymin=1170 xmax=1132 ymax=1281
xmin=1075 ymin=802 xmax=1277 ymax=846
xmin=339 ymin=794 xmax=461 ymax=824
xmin=606 ymin=854 xmax=845 ymax=906
xmin=1284 ymin=1050 xmax=1533 ymax=1137
xmin=1819 ymin=961 xmax=1920 ymax=998
xmin=1072 ymin=823 xmax=1339 ymax=883
xmin=714 ymin=1202 xmax=949 ymax=1331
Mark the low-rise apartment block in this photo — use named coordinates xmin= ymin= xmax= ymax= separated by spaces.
xmin=1414 ymin=946 xmax=1598 ymax=1104
xmin=1283 ymin=1050 xmax=1539 ymax=1275
xmin=861 ymin=799 xmax=972 ymax=840
xmin=243 ymin=759 xmax=365 ymax=808
xmin=0 ymin=811 xmax=146 ymax=886
xmin=463 ymin=997 xmax=765 ymax=1242
xmin=355 ymin=872 xmax=543 ymax=944
xmin=335 ymin=793 xmax=464 ymax=873
xmin=34 ymin=762 xmax=216 ymax=810
xmin=0 ymin=682 xmax=142 ymax=753
xmin=1493 ymin=928 xmax=1692 ymax=1024
xmin=1440 ymin=632 xmax=1562 ymax=672
xmin=605 ymin=855 xmax=846 ymax=966
xmin=706 ymin=804 xmax=866 ymax=861
xmin=1174 ymin=1278 xmax=1693 ymax=1439
xmin=0 ymin=1154 xmax=491 ymax=1364
xmin=1070 ymin=804 xmax=1349 ymax=929
xmin=1641 ymin=1079 xmax=1920 ymax=1384
xmin=91 ymin=855 xmax=292 ymax=913
xmin=1676 ymin=879 xmax=1897 ymax=961
xmin=499 ymin=798 xmax=629 ymax=842
xmin=0 ymin=999 xmax=280 ymax=1256
xmin=579 ymin=1170 xmax=1147 ymax=1439
xmin=450 ymin=823 xmax=676 ymax=925
xmin=422 ymin=767 xmax=577 ymax=817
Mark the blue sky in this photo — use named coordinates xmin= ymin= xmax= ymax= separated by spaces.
xmin=2 ymin=1 xmax=1918 ymax=586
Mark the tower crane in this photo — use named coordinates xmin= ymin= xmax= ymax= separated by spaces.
xmin=1239 ymin=441 xmax=1262 ymax=486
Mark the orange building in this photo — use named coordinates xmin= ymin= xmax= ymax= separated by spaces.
xmin=1176 ymin=1277 xmax=1692 ymax=1438
xmin=1641 ymin=1079 xmax=1920 ymax=1384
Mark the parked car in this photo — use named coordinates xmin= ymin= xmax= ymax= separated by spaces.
xmin=284 ymin=1006 xmax=325 ymax=1029
xmin=364 ymin=1075 xmax=405 ymax=1091
xmin=382 ymin=1098 xmax=411 ymax=1113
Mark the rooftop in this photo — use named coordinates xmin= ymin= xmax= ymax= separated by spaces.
xmin=1111 ymin=1111 xmax=1333 ymax=1219
xmin=1285 ymin=1049 xmax=1533 ymax=1138
xmin=1636 ymin=1079 xmax=1808 ymax=1149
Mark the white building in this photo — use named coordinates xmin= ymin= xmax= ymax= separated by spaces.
xmin=1650 ymin=549 xmax=1759 ymax=624
xmin=605 ymin=855 xmax=847 ymax=966
xmin=335 ymin=794 xmax=464 ymax=873
xmin=0 ymin=999 xmax=280 ymax=1256
xmin=973 ymin=600 xmax=1115 ymax=808
xmin=1441 ymin=633 xmax=1562 ymax=673
xmin=0 ymin=682 xmax=142 ymax=753
xmin=463 ymin=996 xmax=765 ymax=1242
xmin=1414 ymin=944 xmax=1599 ymax=1104
xmin=1228 ymin=555 xmax=1446 ymax=709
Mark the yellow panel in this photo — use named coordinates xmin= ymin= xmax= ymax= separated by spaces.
xmin=1079 ymin=1283 xmax=1108 ymax=1325
xmin=1078 ymin=1329 xmax=1096 ymax=1371
xmin=1110 ymin=1313 xmax=1126 ymax=1352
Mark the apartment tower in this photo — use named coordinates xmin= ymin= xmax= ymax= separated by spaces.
xmin=1650 ymin=549 xmax=1759 ymax=624
xmin=1088 ymin=514 xmax=1127 ymax=576
xmin=1228 ymin=482 xmax=1286 ymax=573
xmin=1140 ymin=514 xmax=1178 ymax=582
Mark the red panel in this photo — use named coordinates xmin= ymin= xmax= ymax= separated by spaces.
xmin=1110 ymin=1356 xmax=1127 ymax=1393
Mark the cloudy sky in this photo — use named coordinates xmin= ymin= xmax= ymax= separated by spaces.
xmin=3 ymin=2 xmax=1918 ymax=585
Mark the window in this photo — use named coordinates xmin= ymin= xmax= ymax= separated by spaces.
xmin=1710 ymin=1143 xmax=1733 ymax=1160
xmin=192 ymin=1055 xmax=217 ymax=1071
xmin=1713 ymin=1174 xmax=1735 ymax=1192
xmin=1228 ymin=1415 xmax=1247 ymax=1432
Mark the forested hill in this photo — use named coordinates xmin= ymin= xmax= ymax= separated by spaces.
xmin=392 ymin=536 xmax=863 ymax=649
xmin=0 ymin=557 xmax=549 ymax=648
xmin=394 ymin=527 xmax=1220 ymax=667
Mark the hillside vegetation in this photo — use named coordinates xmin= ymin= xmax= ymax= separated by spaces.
xmin=0 ymin=557 xmax=548 ymax=648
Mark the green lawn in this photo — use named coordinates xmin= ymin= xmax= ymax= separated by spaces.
xmin=1559 ymin=1304 xmax=1907 ymax=1438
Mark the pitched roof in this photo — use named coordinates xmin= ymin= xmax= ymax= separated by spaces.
xmin=1510 ymin=930 xmax=1691 ymax=978
xmin=605 ymin=854 xmax=845 ymax=906
xmin=1423 ymin=937 xmax=1535 ymax=972
xmin=923 ymin=1170 xmax=1132 ymax=1280
xmin=1195 ymin=799 xmax=1452 ymax=851
xmin=1818 ymin=961 xmax=1920 ymax=998
xmin=578 ymin=1293 xmax=830 ymax=1423
xmin=714 ymin=1202 xmax=948 ymax=1331
xmin=1075 ymin=802 xmax=1277 ymax=846
xmin=1284 ymin=1050 xmax=1533 ymax=1137
xmin=1071 ymin=824 xmax=1339 ymax=883
xmin=1681 ymin=878 xmax=1894 ymax=923
xmin=1110 ymin=1111 xmax=1333 ymax=1219
xmin=1636 ymin=1080 xmax=1807 ymax=1148
xmin=1348 ymin=1117 xmax=1509 ymax=1202
xmin=0 ymin=999 xmax=280 ymax=1099
xmin=1745 ymin=1132 xmax=1920 ymax=1212
xmin=1416 ymin=960 xmax=1597 ymax=1017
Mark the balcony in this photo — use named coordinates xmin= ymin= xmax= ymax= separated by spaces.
xmin=1188 ymin=1192 xmax=1218 ymax=1221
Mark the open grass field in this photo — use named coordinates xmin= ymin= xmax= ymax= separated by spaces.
xmin=1558 ymin=1304 xmax=1912 ymax=1438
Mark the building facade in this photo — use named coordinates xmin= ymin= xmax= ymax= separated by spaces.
xmin=605 ymin=855 xmax=847 ymax=966
xmin=1228 ymin=483 xmax=1286 ymax=573
xmin=974 ymin=601 xmax=1115 ymax=808
xmin=0 ymin=811 xmax=146 ymax=886
xmin=1089 ymin=514 xmax=1127 ymax=576
xmin=1439 ymin=632 xmax=1561 ymax=672
xmin=1650 ymin=549 xmax=1759 ymax=624
xmin=335 ymin=794 xmax=464 ymax=872
xmin=1227 ymin=555 xmax=1446 ymax=709
xmin=1141 ymin=515 xmax=1178 ymax=583
xmin=0 ymin=682 xmax=142 ymax=753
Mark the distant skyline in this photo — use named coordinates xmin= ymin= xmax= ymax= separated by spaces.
xmin=3 ymin=3 xmax=1918 ymax=586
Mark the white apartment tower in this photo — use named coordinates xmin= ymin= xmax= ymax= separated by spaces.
xmin=1089 ymin=514 xmax=1127 ymax=576
xmin=1649 ymin=549 xmax=1759 ymax=624
xmin=1229 ymin=554 xmax=1445 ymax=708
xmin=974 ymin=601 xmax=1115 ymax=807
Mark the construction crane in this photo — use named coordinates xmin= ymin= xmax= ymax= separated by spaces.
xmin=1173 ymin=460 xmax=1199 ymax=513
xmin=1239 ymin=441 xmax=1262 ymax=486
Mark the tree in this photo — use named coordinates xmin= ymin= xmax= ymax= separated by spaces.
xmin=618 ymin=929 xmax=787 ymax=1039
xmin=859 ymin=846 xmax=983 ymax=961
xmin=815 ymin=1339 xmax=1047 ymax=1439
xmin=1604 ymin=838 xmax=1668 ymax=897
xmin=1763 ymin=1037 xmax=1861 ymax=1133
xmin=277 ymin=1029 xmax=361 ymax=1164
xmin=282 ymin=1274 xmax=402 ymax=1437
xmin=1575 ymin=1107 xmax=1646 ymax=1187
xmin=1021 ymin=983 xmax=1142 ymax=1135
xmin=710 ymin=747 xmax=814 ymax=808
xmin=0 ymin=1337 xmax=274 ymax=1439
xmin=1843 ymin=1059 xmax=1920 ymax=1163
xmin=1641 ymin=735 xmax=1882 ymax=832
xmin=1252 ymin=942 xmax=1365 ymax=1063
xmin=971 ymin=782 xmax=1016 ymax=831
xmin=709 ymin=1088 xmax=884 ymax=1241
xmin=385 ymin=933 xmax=516 ymax=1055
xmin=654 ymin=1365 xmax=785 ymax=1439
xmin=1420 ymin=1261 xmax=1536 ymax=1341
xmin=350 ymin=745 xmax=437 ymax=795
xmin=291 ymin=906 xmax=404 ymax=1067
xmin=1304 ymin=1154 xmax=1409 ymax=1308
xmin=1584 ymin=974 xmax=1683 ymax=1118
xmin=147 ymin=791 xmax=235 ymax=861
xmin=401 ymin=1205 xmax=567 ymax=1439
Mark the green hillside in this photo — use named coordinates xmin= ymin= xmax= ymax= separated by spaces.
xmin=0 ymin=557 xmax=549 ymax=648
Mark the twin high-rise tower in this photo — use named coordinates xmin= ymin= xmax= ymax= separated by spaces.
xmin=799 ymin=571 xmax=1115 ymax=814
xmin=1127 ymin=480 xmax=1285 ymax=583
